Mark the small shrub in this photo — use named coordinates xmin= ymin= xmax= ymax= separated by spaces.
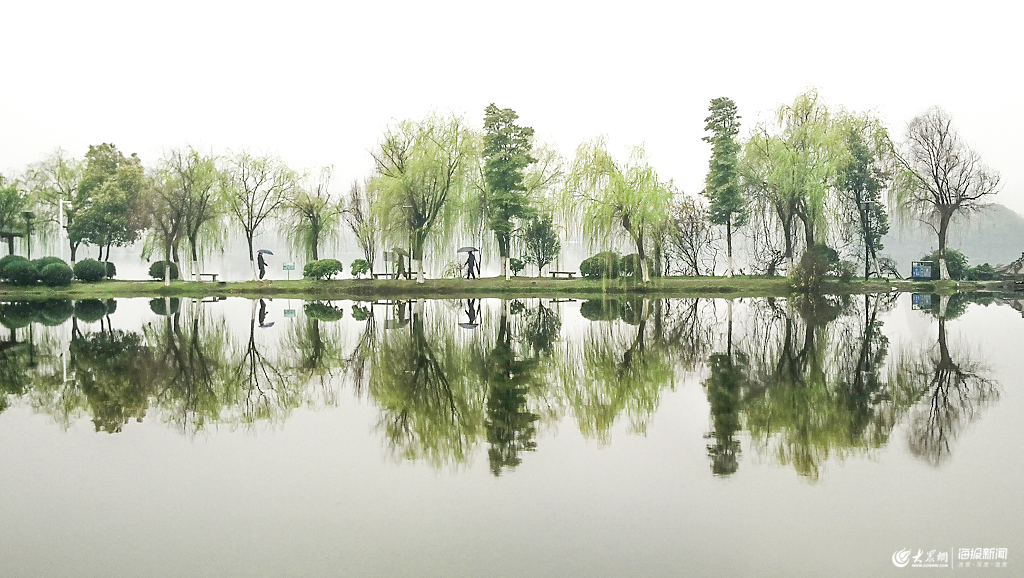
xmin=920 ymin=249 xmax=969 ymax=280
xmin=351 ymin=304 xmax=371 ymax=321
xmin=105 ymin=261 xmax=116 ymax=279
xmin=351 ymin=259 xmax=370 ymax=278
xmin=967 ymin=263 xmax=996 ymax=281
xmin=0 ymin=255 xmax=30 ymax=281
xmin=835 ymin=260 xmax=857 ymax=282
xmin=305 ymin=302 xmax=344 ymax=321
xmin=74 ymin=299 xmax=108 ymax=322
xmin=31 ymin=256 xmax=66 ymax=272
xmin=303 ymin=259 xmax=343 ymax=280
xmin=510 ymin=258 xmax=525 ymax=277
xmin=4 ymin=260 xmax=39 ymax=286
xmin=580 ymin=251 xmax=621 ymax=279
xmin=148 ymin=261 xmax=179 ymax=280
xmin=149 ymin=298 xmax=180 ymax=316
xmin=73 ymin=259 xmax=107 ymax=283
xmin=792 ymin=244 xmax=839 ymax=292
xmin=40 ymin=262 xmax=74 ymax=287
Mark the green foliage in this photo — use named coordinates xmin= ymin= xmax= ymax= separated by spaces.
xmin=564 ymin=138 xmax=671 ymax=282
xmin=31 ymin=256 xmax=66 ymax=271
xmin=148 ymin=261 xmax=179 ymax=280
xmin=149 ymin=298 xmax=180 ymax=316
xmin=522 ymin=214 xmax=561 ymax=276
xmin=579 ymin=299 xmax=622 ymax=322
xmin=3 ymin=260 xmax=38 ymax=286
xmin=304 ymin=302 xmax=344 ymax=321
xmin=105 ymin=261 xmax=116 ymax=279
xmin=579 ymin=251 xmax=621 ymax=279
xmin=303 ymin=259 xmax=343 ymax=280
xmin=920 ymin=249 xmax=968 ymax=281
xmin=74 ymin=143 xmax=147 ymax=255
xmin=792 ymin=244 xmax=840 ymax=292
xmin=224 ymin=152 xmax=297 ymax=270
xmin=702 ymin=97 xmax=746 ymax=272
xmin=285 ymin=168 xmax=341 ymax=261
xmin=967 ymin=263 xmax=996 ymax=281
xmin=73 ymin=259 xmax=107 ymax=282
xmin=620 ymin=254 xmax=660 ymax=278
xmin=350 ymin=259 xmax=370 ymax=278
xmin=509 ymin=258 xmax=524 ymax=276
xmin=40 ymin=262 xmax=74 ymax=286
xmin=351 ymin=304 xmax=371 ymax=321
xmin=482 ymin=104 xmax=536 ymax=265
xmin=0 ymin=255 xmax=30 ymax=280
xmin=0 ymin=175 xmax=28 ymax=240
xmin=836 ymin=260 xmax=857 ymax=282
xmin=74 ymin=299 xmax=109 ymax=322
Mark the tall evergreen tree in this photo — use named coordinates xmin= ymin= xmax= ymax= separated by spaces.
xmin=483 ymin=104 xmax=536 ymax=280
xmin=701 ymin=97 xmax=746 ymax=277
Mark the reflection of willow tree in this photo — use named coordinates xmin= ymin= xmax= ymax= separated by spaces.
xmin=283 ymin=302 xmax=347 ymax=405
xmin=369 ymin=303 xmax=486 ymax=466
xmin=893 ymin=296 xmax=998 ymax=465
xmin=70 ymin=327 xmax=152 ymax=433
xmin=742 ymin=294 xmax=898 ymax=480
xmin=562 ymin=299 xmax=674 ymax=444
xmin=345 ymin=303 xmax=378 ymax=395
xmin=483 ymin=301 xmax=542 ymax=476
xmin=225 ymin=300 xmax=304 ymax=425
xmin=142 ymin=299 xmax=232 ymax=433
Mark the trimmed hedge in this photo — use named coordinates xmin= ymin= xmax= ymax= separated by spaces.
xmin=4 ymin=260 xmax=39 ymax=286
xmin=105 ymin=261 xmax=116 ymax=279
xmin=350 ymin=259 xmax=370 ymax=278
xmin=0 ymin=255 xmax=31 ymax=281
xmin=31 ymin=256 xmax=67 ymax=272
xmin=149 ymin=260 xmax=179 ymax=280
xmin=73 ymin=259 xmax=107 ymax=283
xmin=303 ymin=259 xmax=343 ymax=280
xmin=580 ymin=251 xmax=621 ymax=279
xmin=74 ymin=299 xmax=109 ymax=323
xmin=40 ymin=262 xmax=74 ymax=287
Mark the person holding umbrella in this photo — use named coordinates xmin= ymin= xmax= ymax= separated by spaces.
xmin=458 ymin=247 xmax=479 ymax=279
xmin=257 ymin=249 xmax=273 ymax=279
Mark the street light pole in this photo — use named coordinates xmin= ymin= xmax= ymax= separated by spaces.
xmin=58 ymin=200 xmax=72 ymax=263
xmin=860 ymin=200 xmax=873 ymax=281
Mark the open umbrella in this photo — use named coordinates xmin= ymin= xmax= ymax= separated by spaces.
xmin=257 ymin=249 xmax=274 ymax=255
xmin=392 ymin=247 xmax=409 ymax=257
xmin=458 ymin=322 xmax=478 ymax=329
xmin=457 ymin=246 xmax=478 ymax=253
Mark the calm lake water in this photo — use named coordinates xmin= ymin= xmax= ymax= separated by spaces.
xmin=1 ymin=293 xmax=1021 ymax=577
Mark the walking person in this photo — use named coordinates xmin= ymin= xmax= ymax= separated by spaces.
xmin=465 ymin=250 xmax=478 ymax=279
xmin=257 ymin=252 xmax=267 ymax=280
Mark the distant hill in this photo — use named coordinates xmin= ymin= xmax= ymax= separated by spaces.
xmin=881 ymin=203 xmax=1024 ymax=271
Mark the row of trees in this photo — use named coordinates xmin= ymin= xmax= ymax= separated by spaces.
xmin=1 ymin=94 xmax=1000 ymax=283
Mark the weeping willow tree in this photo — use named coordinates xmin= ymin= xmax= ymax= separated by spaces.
xmin=163 ymin=147 xmax=226 ymax=280
xmin=369 ymin=113 xmax=475 ymax=283
xmin=342 ymin=180 xmax=380 ymax=274
xmin=744 ymin=90 xmax=841 ymax=273
xmin=284 ymin=167 xmax=342 ymax=261
xmin=563 ymin=138 xmax=671 ymax=283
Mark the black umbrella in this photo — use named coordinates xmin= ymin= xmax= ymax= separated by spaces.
xmin=391 ymin=247 xmax=409 ymax=257
xmin=457 ymin=246 xmax=478 ymax=253
xmin=258 ymin=249 xmax=274 ymax=255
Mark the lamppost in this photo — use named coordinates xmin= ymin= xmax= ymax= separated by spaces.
xmin=22 ymin=211 xmax=34 ymax=259
xmin=402 ymin=205 xmax=413 ymax=281
xmin=859 ymin=200 xmax=873 ymax=281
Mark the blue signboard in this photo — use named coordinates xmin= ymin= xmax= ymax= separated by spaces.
xmin=911 ymin=261 xmax=933 ymax=280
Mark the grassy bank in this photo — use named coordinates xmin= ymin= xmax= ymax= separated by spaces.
xmin=0 ymin=275 xmax=984 ymax=301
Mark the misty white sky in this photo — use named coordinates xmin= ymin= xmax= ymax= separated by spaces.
xmin=2 ymin=0 xmax=1021 ymax=213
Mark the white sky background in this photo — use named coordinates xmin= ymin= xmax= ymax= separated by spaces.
xmin=2 ymin=0 xmax=1022 ymax=212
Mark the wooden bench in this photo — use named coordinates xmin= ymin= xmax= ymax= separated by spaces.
xmin=198 ymin=273 xmax=219 ymax=282
xmin=372 ymin=272 xmax=399 ymax=280
xmin=549 ymin=271 xmax=576 ymax=279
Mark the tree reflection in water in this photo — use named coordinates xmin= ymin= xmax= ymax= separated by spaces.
xmin=0 ymin=293 xmax=1003 ymax=477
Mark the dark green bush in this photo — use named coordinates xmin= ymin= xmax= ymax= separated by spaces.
xmin=40 ymin=262 xmax=74 ymax=287
xmin=967 ymin=263 xmax=997 ymax=281
xmin=580 ymin=299 xmax=622 ymax=322
xmin=105 ymin=261 xmax=116 ymax=279
xmin=148 ymin=261 xmax=179 ymax=280
xmin=0 ymin=255 xmax=30 ymax=281
xmin=580 ymin=251 xmax=621 ymax=279
xmin=31 ymin=256 xmax=66 ymax=272
xmin=920 ymin=249 xmax=969 ymax=280
xmin=350 ymin=259 xmax=370 ymax=278
xmin=74 ymin=299 xmax=108 ymax=322
xmin=4 ymin=260 xmax=38 ymax=286
xmin=305 ymin=302 xmax=344 ymax=321
xmin=149 ymin=298 xmax=180 ymax=316
xmin=351 ymin=304 xmax=371 ymax=321
xmin=792 ymin=244 xmax=840 ymax=292
xmin=0 ymin=302 xmax=36 ymax=328
xmin=836 ymin=260 xmax=857 ymax=282
xmin=303 ymin=259 xmax=343 ymax=280
xmin=37 ymin=300 xmax=74 ymax=326
xmin=73 ymin=259 xmax=107 ymax=283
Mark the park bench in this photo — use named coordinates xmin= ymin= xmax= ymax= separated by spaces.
xmin=549 ymin=271 xmax=576 ymax=279
xmin=372 ymin=272 xmax=399 ymax=280
xmin=198 ymin=273 xmax=219 ymax=282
